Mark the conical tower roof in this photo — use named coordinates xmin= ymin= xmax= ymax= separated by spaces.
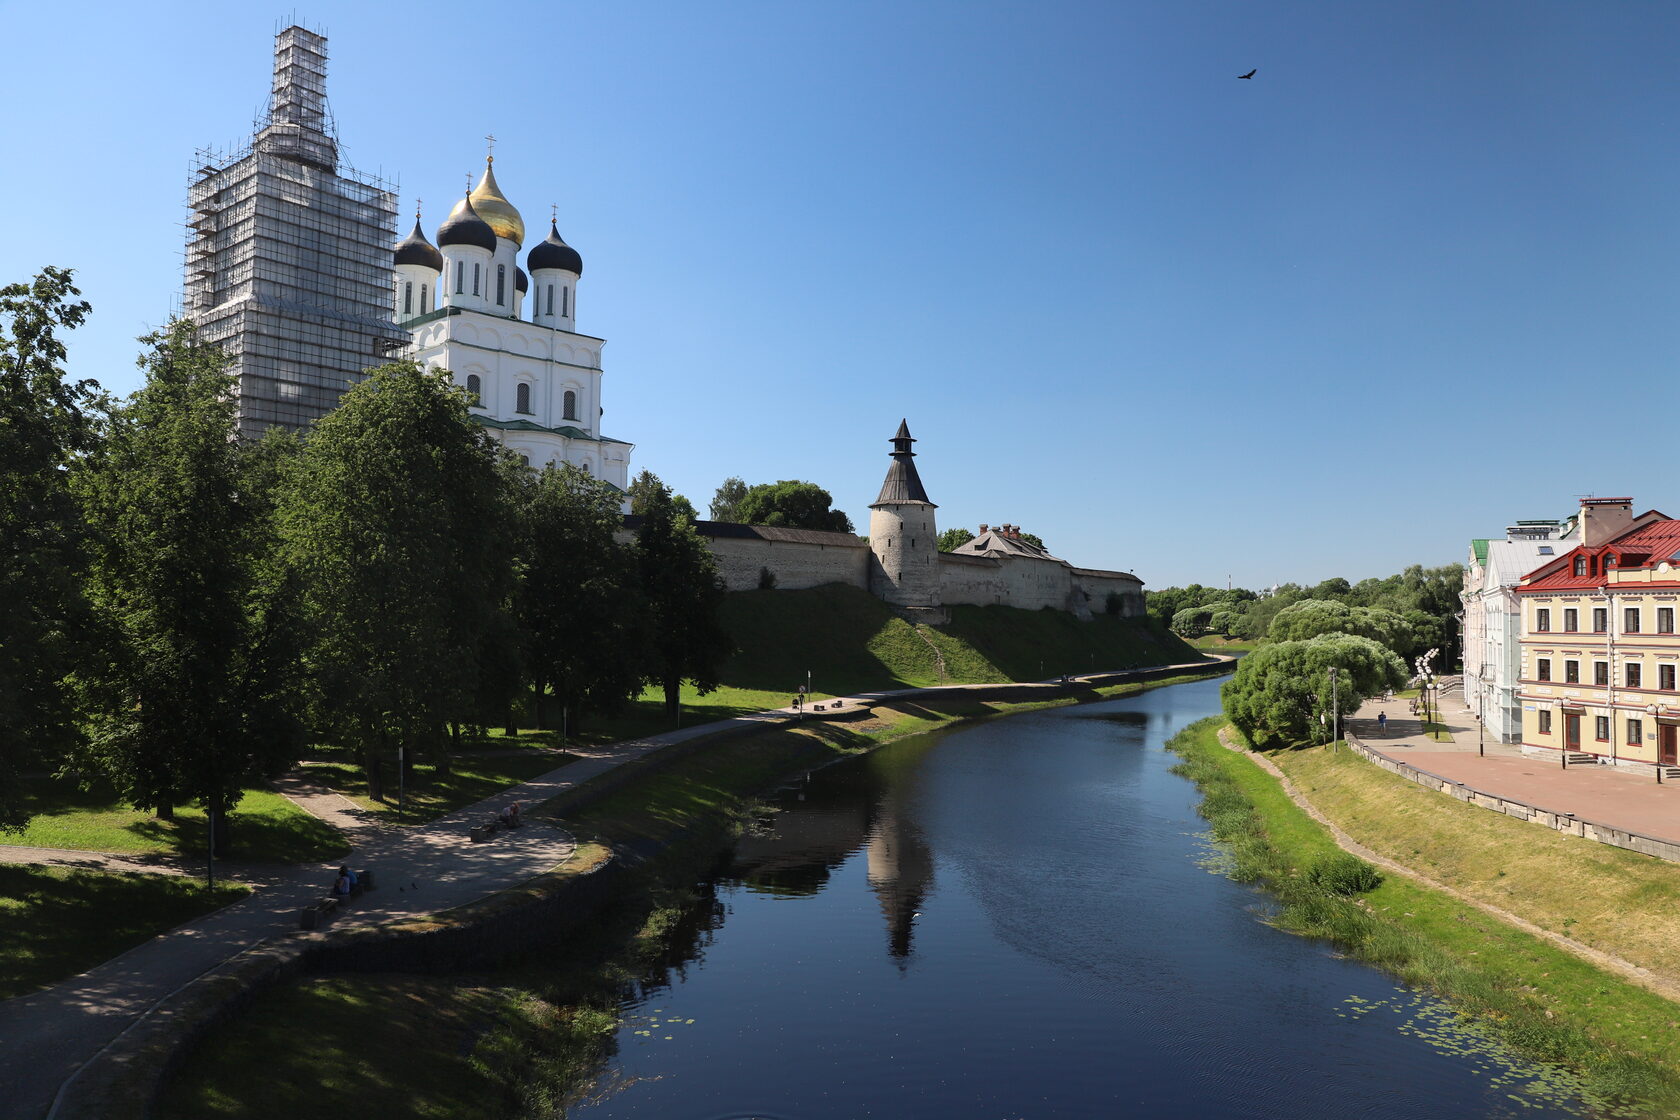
xmin=438 ymin=193 xmax=498 ymax=252
xmin=394 ymin=217 xmax=444 ymax=271
xmin=871 ymin=419 xmax=935 ymax=507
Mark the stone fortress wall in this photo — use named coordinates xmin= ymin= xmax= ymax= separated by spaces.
xmin=630 ymin=519 xmax=1146 ymax=619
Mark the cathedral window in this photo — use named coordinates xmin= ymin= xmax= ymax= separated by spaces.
xmin=472 ymin=263 xmax=481 ymax=296
xmin=546 ymin=285 xmax=554 ymax=316
xmin=455 ymin=261 xmax=464 ymax=294
xmin=516 ymin=382 xmax=532 ymax=414
xmin=563 ymin=390 xmax=578 ymax=420
xmin=496 ymin=265 xmax=506 ymax=306
xmin=465 ymin=374 xmax=481 ymax=404
xmin=518 ymin=454 xmax=530 ymax=467
xmin=562 ymin=286 xmax=570 ymax=317
xmin=421 ymin=284 xmax=429 ymax=312
xmin=403 ymin=281 xmax=412 ymax=315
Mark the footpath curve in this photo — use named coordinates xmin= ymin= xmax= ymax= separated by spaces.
xmin=2 ymin=656 xmax=1228 ymax=1120
xmin=1215 ymin=724 xmax=1680 ymax=1004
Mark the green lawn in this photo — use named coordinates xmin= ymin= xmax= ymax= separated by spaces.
xmin=157 ymin=976 xmax=514 ymax=1119
xmin=0 ymin=865 xmax=248 ymax=998
xmin=6 ymin=777 xmax=347 ymax=863
xmin=297 ymin=751 xmax=575 ymax=825
xmin=1174 ymin=719 xmax=1680 ymax=1115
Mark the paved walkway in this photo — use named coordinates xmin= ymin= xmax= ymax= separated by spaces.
xmin=1350 ymin=693 xmax=1680 ymax=847
xmin=0 ymin=660 xmax=1223 ymax=1120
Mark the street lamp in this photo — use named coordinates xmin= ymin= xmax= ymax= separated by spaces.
xmin=1329 ymin=666 xmax=1340 ymax=747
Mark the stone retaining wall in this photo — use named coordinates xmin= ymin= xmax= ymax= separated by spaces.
xmin=1346 ymin=733 xmax=1680 ymax=864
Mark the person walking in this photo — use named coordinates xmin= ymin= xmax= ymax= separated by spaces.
xmin=1377 ymin=711 xmax=1388 ymax=735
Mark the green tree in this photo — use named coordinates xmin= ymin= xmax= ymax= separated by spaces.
xmin=735 ymin=480 xmax=855 ymax=533
xmin=517 ymin=464 xmax=648 ymax=732
xmin=278 ymin=363 xmax=514 ymax=801
xmin=938 ymin=527 xmax=975 ymax=553
xmin=1267 ymin=599 xmax=1415 ymax=656
xmin=629 ymin=468 xmax=697 ymax=522
xmin=635 ymin=476 xmax=732 ymax=718
xmin=1222 ymin=633 xmax=1406 ymax=748
xmin=1171 ymin=605 xmax=1214 ymax=636
xmin=709 ymin=476 xmax=749 ymax=522
xmin=1018 ymin=531 xmax=1046 ymax=551
xmin=73 ymin=321 xmax=304 ymax=863
xmin=0 ymin=268 xmax=99 ymax=831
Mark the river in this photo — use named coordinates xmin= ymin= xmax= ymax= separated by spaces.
xmin=570 ymin=676 xmax=1586 ymax=1118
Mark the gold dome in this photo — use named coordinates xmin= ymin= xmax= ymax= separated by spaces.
xmin=469 ymin=158 xmax=524 ymax=246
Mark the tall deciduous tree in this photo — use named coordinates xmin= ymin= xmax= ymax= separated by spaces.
xmin=74 ymin=321 xmax=304 ymax=861
xmin=635 ymin=475 xmax=732 ymax=718
xmin=628 ymin=468 xmax=697 ymax=522
xmin=517 ymin=464 xmax=647 ymax=731
xmin=0 ymin=268 xmax=98 ymax=831
xmin=279 ymin=363 xmax=513 ymax=800
xmin=1222 ymin=634 xmax=1406 ymax=748
xmin=937 ymin=528 xmax=975 ymax=553
xmin=709 ymin=476 xmax=749 ymax=522
xmin=735 ymin=480 xmax=854 ymax=533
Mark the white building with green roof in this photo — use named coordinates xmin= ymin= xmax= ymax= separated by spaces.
xmin=393 ymin=156 xmax=633 ymax=489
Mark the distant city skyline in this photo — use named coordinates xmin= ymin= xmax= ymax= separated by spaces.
xmin=5 ymin=1 xmax=1677 ymax=589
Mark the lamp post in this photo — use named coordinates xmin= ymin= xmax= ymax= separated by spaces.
xmin=1329 ymin=666 xmax=1340 ymax=748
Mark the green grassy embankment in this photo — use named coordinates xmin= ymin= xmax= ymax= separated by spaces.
xmin=1170 ymin=717 xmax=1680 ymax=1118
xmin=160 ymin=668 xmax=1228 ymax=1119
xmin=6 ymin=778 xmax=347 ymax=863
xmin=295 ymin=751 xmax=576 ymax=825
xmin=0 ymin=866 xmax=248 ymax=999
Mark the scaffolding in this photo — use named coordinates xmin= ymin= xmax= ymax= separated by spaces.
xmin=183 ymin=25 xmax=405 ymax=438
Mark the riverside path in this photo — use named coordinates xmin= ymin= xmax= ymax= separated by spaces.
xmin=0 ymin=658 xmax=1223 ymax=1120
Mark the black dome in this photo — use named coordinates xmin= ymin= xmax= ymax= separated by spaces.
xmin=515 ymin=266 xmax=529 ymax=293
xmin=394 ymin=219 xmax=443 ymax=271
xmin=437 ymin=196 xmax=497 ymax=253
xmin=527 ymin=221 xmax=583 ymax=276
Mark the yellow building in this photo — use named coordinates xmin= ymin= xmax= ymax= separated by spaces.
xmin=1516 ymin=498 xmax=1680 ymax=768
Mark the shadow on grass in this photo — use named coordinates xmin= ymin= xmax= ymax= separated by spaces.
xmin=0 ymin=865 xmax=247 ymax=998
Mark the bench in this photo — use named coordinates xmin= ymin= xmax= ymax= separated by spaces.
xmin=298 ymin=894 xmax=341 ymax=930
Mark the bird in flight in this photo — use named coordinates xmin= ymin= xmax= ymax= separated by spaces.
xmin=1238 ymin=68 xmax=1257 ymax=79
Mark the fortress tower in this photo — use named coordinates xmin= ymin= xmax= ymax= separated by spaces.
xmin=869 ymin=420 xmax=940 ymax=610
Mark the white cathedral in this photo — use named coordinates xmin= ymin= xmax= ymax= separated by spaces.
xmin=391 ymin=156 xmax=633 ymax=488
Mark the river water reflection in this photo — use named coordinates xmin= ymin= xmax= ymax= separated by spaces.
xmin=574 ymin=676 xmax=1585 ymax=1119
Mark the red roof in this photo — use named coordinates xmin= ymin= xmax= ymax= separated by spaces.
xmin=1520 ymin=513 xmax=1680 ymax=591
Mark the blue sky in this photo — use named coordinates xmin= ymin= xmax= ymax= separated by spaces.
xmin=4 ymin=1 xmax=1677 ymax=590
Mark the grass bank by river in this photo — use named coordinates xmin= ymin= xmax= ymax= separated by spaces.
xmin=1169 ymin=717 xmax=1680 ymax=1118
xmin=158 ymin=665 xmax=1230 ymax=1118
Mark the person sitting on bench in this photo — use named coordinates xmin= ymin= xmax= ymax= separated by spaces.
xmin=333 ymin=868 xmax=353 ymax=897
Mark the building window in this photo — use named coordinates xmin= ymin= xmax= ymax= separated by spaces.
xmin=1606 ymin=554 xmax=1618 ymax=570
xmin=581 ymin=461 xmax=591 ymax=474
xmin=1661 ymin=608 xmax=1675 ymax=634
xmin=1628 ymin=663 xmax=1644 ymax=688
xmin=563 ymin=389 xmax=577 ymax=420
xmin=1628 ymin=718 xmax=1643 ymax=746
xmin=403 ymin=281 xmax=413 ymax=315
xmin=516 ymin=382 xmax=532 ymax=414
xmin=518 ymin=454 xmax=530 ymax=467
xmin=1625 ymin=607 xmax=1641 ymax=634
xmin=1564 ymin=608 xmax=1578 ymax=632
xmin=1535 ymin=608 xmax=1551 ymax=633
xmin=473 ymin=262 xmax=481 ymax=296
xmin=1574 ymin=556 xmax=1586 ymax=577
xmin=545 ymin=285 xmax=554 ymax=316
xmin=1596 ymin=715 xmax=1611 ymax=741
xmin=497 ymin=265 xmax=506 ymax=306
xmin=1595 ymin=661 xmax=1609 ymax=686
xmin=1536 ymin=658 xmax=1552 ymax=682
xmin=455 ymin=260 xmax=464 ymax=294
xmin=421 ymin=284 xmax=430 ymax=312
xmin=465 ymin=373 xmax=481 ymax=404
xmin=563 ymin=286 xmax=570 ymax=317
xmin=1663 ymin=664 xmax=1677 ymax=691
xmin=1538 ymin=710 xmax=1552 ymax=735
xmin=1593 ymin=608 xmax=1608 ymax=633
xmin=1565 ymin=660 xmax=1579 ymax=684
